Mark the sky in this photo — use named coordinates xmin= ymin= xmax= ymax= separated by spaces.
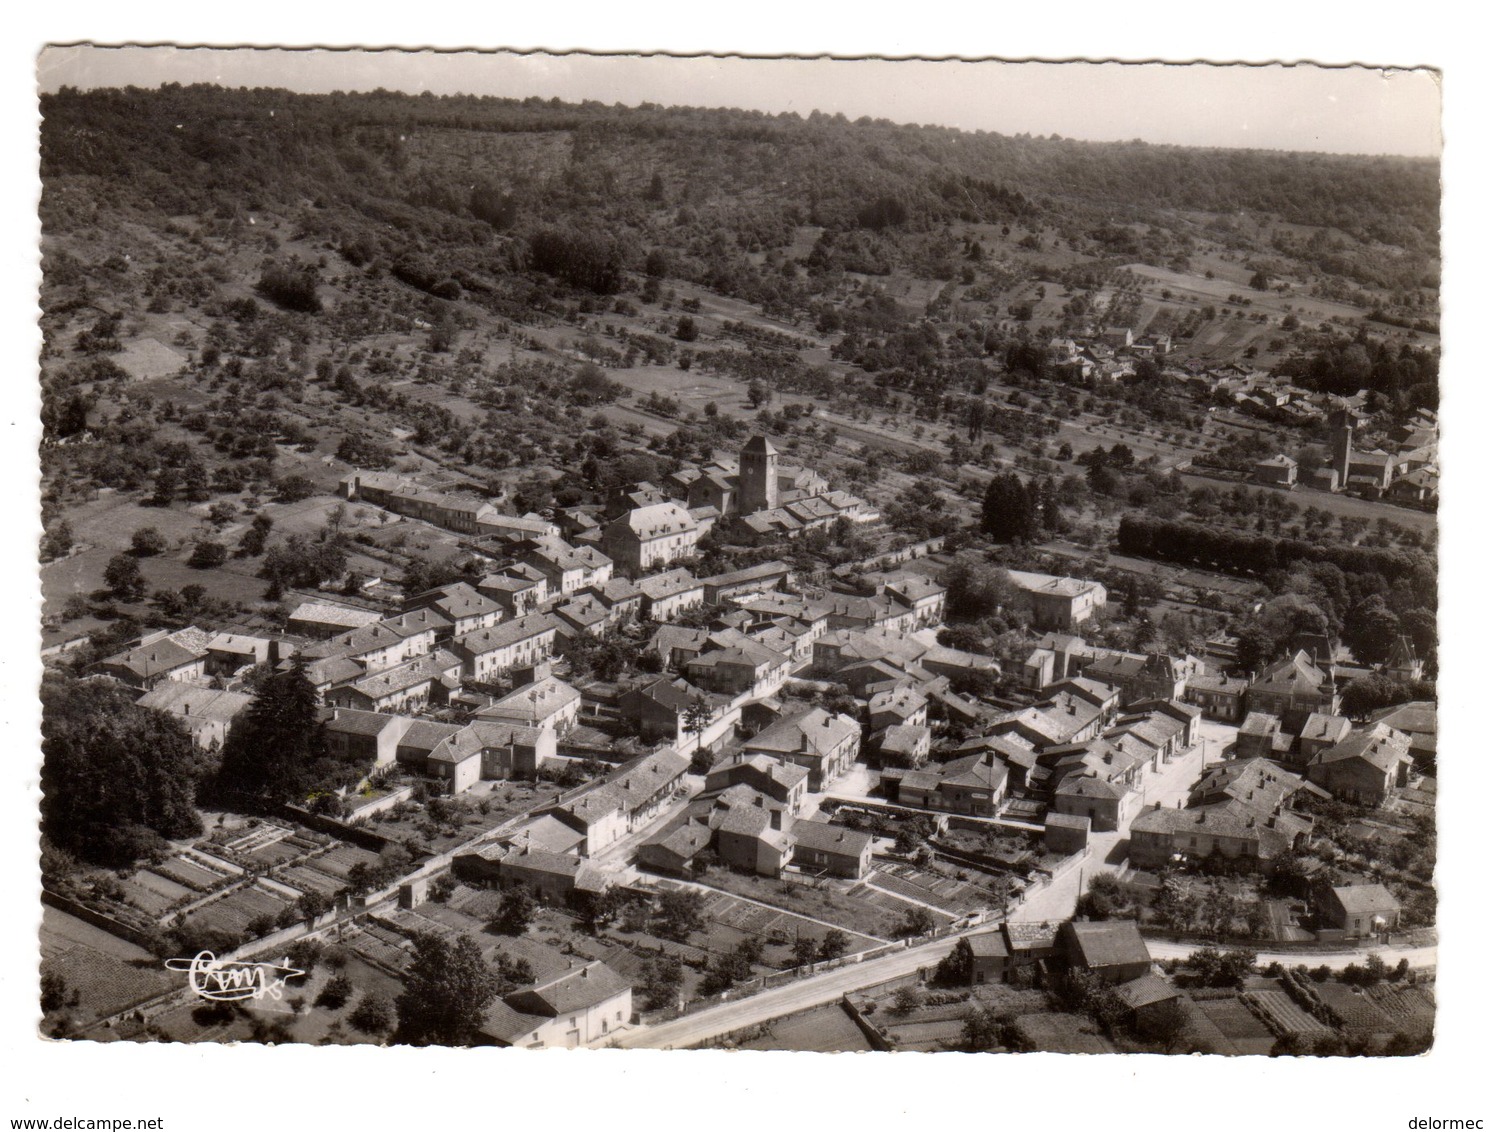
xmin=37 ymin=46 xmax=1442 ymax=158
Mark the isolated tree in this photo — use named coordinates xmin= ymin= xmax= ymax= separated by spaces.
xmin=188 ymin=538 xmax=228 ymax=569
xmin=103 ymin=552 xmax=146 ymax=601
xmin=656 ymin=888 xmax=707 ymax=942
xmin=961 ymin=1005 xmax=1008 ymax=1051
xmin=494 ymin=887 xmax=538 ymax=936
xmin=818 ymin=929 xmax=849 ymax=962
xmin=131 ymin=526 xmax=167 ymax=556
xmin=348 ymin=995 xmax=395 ymax=1036
xmin=747 ymin=379 xmax=771 ymax=409
xmin=792 ymin=934 xmax=819 ymax=970
xmin=639 ymin=953 xmax=683 ymax=1011
xmin=394 ymin=932 xmax=500 ymax=1046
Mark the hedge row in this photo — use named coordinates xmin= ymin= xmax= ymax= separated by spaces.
xmin=1117 ymin=514 xmax=1433 ymax=583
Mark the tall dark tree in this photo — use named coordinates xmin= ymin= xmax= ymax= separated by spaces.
xmin=981 ymin=471 xmax=1037 ymax=543
xmin=41 ymin=678 xmax=203 ymax=865
xmin=394 ymin=932 xmax=501 ymax=1046
xmin=212 ymin=660 xmax=365 ymax=804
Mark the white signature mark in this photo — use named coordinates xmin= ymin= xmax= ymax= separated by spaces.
xmin=165 ymin=951 xmax=304 ymax=1003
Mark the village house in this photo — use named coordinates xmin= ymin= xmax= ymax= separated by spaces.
xmin=203 ymin=631 xmax=275 ymax=677
xmin=1294 ymin=711 xmax=1353 ymax=767
xmin=476 ymin=566 xmax=549 ymax=617
xmin=341 ymin=471 xmax=499 ymax=533
xmin=286 ymin=601 xmax=383 ymax=639
xmin=477 ymin=665 xmax=582 ymax=735
xmin=1007 ymin=570 xmax=1108 ymax=631
xmin=377 ymin=608 xmax=452 ymax=659
xmin=608 ymin=749 xmax=693 ymax=833
xmin=1059 ymin=920 xmax=1153 ymax=985
xmin=1051 ymin=773 xmax=1136 ymax=833
xmin=789 ymin=819 xmax=873 ymax=879
xmin=589 ymin=577 xmax=646 ymax=625
xmin=635 ymin=825 xmax=714 ymax=877
xmin=709 ymin=792 xmax=794 ymax=877
xmin=741 ymin=707 xmax=861 ymax=792
xmin=700 ymin=560 xmax=794 ymax=606
xmin=1318 ymin=884 xmax=1402 ymax=938
xmin=1252 ymin=453 xmax=1299 ymax=487
xmin=1080 ymin=651 xmax=1196 ymax=707
xmin=1307 ymin=723 xmax=1414 ymax=807
xmin=546 ymin=787 xmax=628 ymax=856
xmin=636 ymin=567 xmax=706 ymax=622
xmin=137 ymin=683 xmax=254 ymax=751
xmin=450 ymin=614 xmax=559 ymax=683
xmin=553 ymin=593 xmax=613 ymax=640
xmin=403 ymin=582 xmax=504 ymax=639
xmin=1369 ymin=701 xmax=1436 ymax=769
xmin=321 ymin=707 xmax=414 ymax=770
xmin=683 ymin=637 xmax=793 ymax=699
xmin=1246 ymin=650 xmax=1340 ymax=718
xmin=705 ymin=752 xmax=810 ymax=814
xmin=619 ymin=676 xmax=741 ymax=758
xmin=883 ymin=750 xmax=1008 ymax=817
xmin=494 ymin=847 xmax=612 ymax=906
xmin=517 ymin=538 xmax=615 ymax=597
xmin=323 ymin=649 xmax=463 ymax=714
xmin=868 ymin=686 xmax=929 ymax=731
xmin=601 ymin=501 xmax=700 ymax=574
xmin=92 ymin=627 xmax=210 ymax=690
xmin=476 ymin=511 xmax=560 ymax=542
xmin=876 ymin=722 xmax=933 ymax=767
xmin=1184 ymin=672 xmax=1248 ymax=723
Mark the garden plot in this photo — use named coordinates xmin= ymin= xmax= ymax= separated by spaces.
xmin=1364 ymin=983 xmax=1435 ymax=1031
xmin=150 ymin=857 xmax=227 ymax=892
xmin=1192 ymin=996 xmax=1276 ymax=1055
xmin=119 ymin=872 xmax=192 ymax=917
xmin=1315 ymin=982 xmax=1395 ymax=1035
xmin=181 ymin=883 xmax=294 ymax=937
xmin=871 ymin=862 xmax=993 ymax=914
xmin=274 ymin=864 xmax=345 ymax=899
xmin=699 ymin=890 xmax=881 ymax=954
xmin=884 ymin=1018 xmax=967 ymax=1051
xmin=345 ymin=921 xmax=414 ymax=975
xmin=1245 ymin=989 xmax=1332 ymax=1038
xmin=42 ymin=945 xmax=178 ymax=1025
xmin=737 ymin=1003 xmax=875 ymax=1052
xmin=302 ymin=844 xmax=384 ymax=881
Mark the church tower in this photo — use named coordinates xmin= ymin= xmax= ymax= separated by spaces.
xmin=738 ymin=435 xmax=779 ymax=515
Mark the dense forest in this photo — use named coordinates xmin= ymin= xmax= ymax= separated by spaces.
xmin=40 ymin=83 xmax=1440 ymax=305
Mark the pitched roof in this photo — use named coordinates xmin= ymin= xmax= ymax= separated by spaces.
xmin=789 ymin=819 xmax=871 ymax=857
xmin=138 ymin=683 xmax=253 ymax=723
xmin=287 ymin=602 xmax=382 ymax=629
xmin=1328 ymin=884 xmax=1401 ymax=916
xmin=743 ymin=707 xmax=859 ymax=759
xmin=1065 ymin=920 xmax=1152 ymax=970
xmin=637 ymin=567 xmax=703 ymax=601
xmin=1315 ymin=723 xmax=1413 ymax=774
xmin=454 ymin=613 xmax=559 ymax=655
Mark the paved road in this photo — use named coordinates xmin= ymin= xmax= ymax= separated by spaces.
xmin=612 ymin=933 xmax=959 ymax=1049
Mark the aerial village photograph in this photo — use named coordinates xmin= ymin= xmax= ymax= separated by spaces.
xmin=9 ymin=12 xmax=1478 ymax=1129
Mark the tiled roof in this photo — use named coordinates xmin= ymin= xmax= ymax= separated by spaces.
xmin=1065 ymin=920 xmax=1151 ymax=970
